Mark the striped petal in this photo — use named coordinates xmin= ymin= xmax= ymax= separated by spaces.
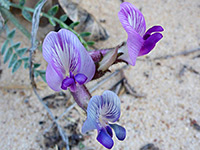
xmin=118 ymin=2 xmax=146 ymax=36
xmin=58 ymin=29 xmax=95 ymax=82
xmin=82 ymin=91 xmax=121 ymax=133
xmin=100 ymin=91 xmax=121 ymax=122
xmin=122 ymin=31 xmax=143 ymax=66
xmin=43 ymin=31 xmax=66 ymax=78
xmin=43 ymin=29 xmax=95 ymax=85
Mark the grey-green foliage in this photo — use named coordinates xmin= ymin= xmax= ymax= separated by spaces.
xmin=59 ymin=14 xmax=67 ymax=22
xmin=47 ymin=4 xmax=59 ymax=26
xmin=69 ymin=21 xmax=80 ymax=29
xmin=1 ymin=26 xmax=25 ymax=73
xmin=19 ymin=0 xmax=25 ymax=7
xmin=0 ymin=0 xmax=10 ymax=9
xmin=86 ymin=41 xmax=95 ymax=46
xmin=1 ymin=25 xmax=46 ymax=82
xmin=22 ymin=9 xmax=32 ymax=22
xmin=47 ymin=4 xmax=59 ymax=16
xmin=80 ymin=32 xmax=91 ymax=37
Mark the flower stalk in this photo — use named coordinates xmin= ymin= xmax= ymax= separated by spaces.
xmin=70 ymin=85 xmax=91 ymax=112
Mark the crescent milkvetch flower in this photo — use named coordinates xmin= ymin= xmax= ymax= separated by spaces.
xmin=82 ymin=91 xmax=126 ymax=149
xmin=43 ymin=29 xmax=95 ymax=92
xmin=118 ymin=2 xmax=164 ymax=66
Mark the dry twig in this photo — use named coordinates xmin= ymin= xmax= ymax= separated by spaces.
xmin=153 ymin=47 xmax=200 ymax=60
xmin=28 ymin=0 xmax=69 ymax=149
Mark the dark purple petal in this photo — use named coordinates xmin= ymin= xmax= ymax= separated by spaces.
xmin=69 ymin=82 xmax=77 ymax=92
xmin=118 ymin=2 xmax=146 ymax=36
xmin=75 ymin=73 xmax=87 ymax=85
xmin=106 ymin=126 xmax=113 ymax=138
xmin=69 ymin=71 xmax=74 ymax=78
xmin=143 ymin=25 xmax=164 ymax=40
xmin=46 ymin=64 xmax=63 ymax=91
xmin=110 ymin=124 xmax=126 ymax=141
xmin=138 ymin=33 xmax=163 ymax=56
xmin=61 ymin=77 xmax=74 ymax=90
xmin=97 ymin=129 xmax=114 ymax=149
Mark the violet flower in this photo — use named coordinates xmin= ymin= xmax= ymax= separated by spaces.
xmin=82 ymin=91 xmax=126 ymax=149
xmin=43 ymin=29 xmax=95 ymax=92
xmin=118 ymin=2 xmax=164 ymax=65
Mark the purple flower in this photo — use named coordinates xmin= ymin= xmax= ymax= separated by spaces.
xmin=43 ymin=29 xmax=95 ymax=92
xmin=82 ymin=91 xmax=126 ymax=149
xmin=118 ymin=2 xmax=164 ymax=65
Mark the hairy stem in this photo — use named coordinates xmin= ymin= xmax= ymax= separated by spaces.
xmin=70 ymin=85 xmax=91 ymax=112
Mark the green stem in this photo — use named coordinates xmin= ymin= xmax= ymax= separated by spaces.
xmin=9 ymin=2 xmax=89 ymax=50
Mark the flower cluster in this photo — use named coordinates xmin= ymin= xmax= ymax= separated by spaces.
xmin=42 ymin=2 xmax=163 ymax=149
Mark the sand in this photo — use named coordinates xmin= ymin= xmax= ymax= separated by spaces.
xmin=0 ymin=0 xmax=200 ymax=149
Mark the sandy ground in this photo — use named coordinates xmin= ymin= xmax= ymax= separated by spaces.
xmin=0 ymin=0 xmax=200 ymax=149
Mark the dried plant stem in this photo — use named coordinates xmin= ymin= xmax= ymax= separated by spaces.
xmin=28 ymin=1 xmax=69 ymax=149
xmin=153 ymin=47 xmax=200 ymax=60
xmin=44 ymin=103 xmax=77 ymax=134
xmin=33 ymin=88 xmax=69 ymax=150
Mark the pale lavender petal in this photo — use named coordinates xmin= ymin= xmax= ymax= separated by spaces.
xmin=119 ymin=31 xmax=144 ymax=66
xmin=75 ymin=73 xmax=87 ymax=85
xmin=58 ymin=29 xmax=95 ymax=83
xmin=100 ymin=90 xmax=121 ymax=122
xmin=81 ymin=117 xmax=98 ymax=134
xmin=42 ymin=31 xmax=66 ymax=78
xmin=97 ymin=129 xmax=114 ymax=149
xmin=138 ymin=33 xmax=163 ymax=56
xmin=42 ymin=31 xmax=58 ymax=63
xmin=82 ymin=91 xmax=121 ymax=133
xmin=61 ymin=77 xmax=74 ymax=90
xmin=118 ymin=2 xmax=146 ymax=36
xmin=57 ymin=29 xmax=81 ymax=73
xmin=143 ymin=25 xmax=164 ymax=40
xmin=46 ymin=64 xmax=62 ymax=91
xmin=110 ymin=124 xmax=126 ymax=141
xmin=81 ymin=95 xmax=101 ymax=134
